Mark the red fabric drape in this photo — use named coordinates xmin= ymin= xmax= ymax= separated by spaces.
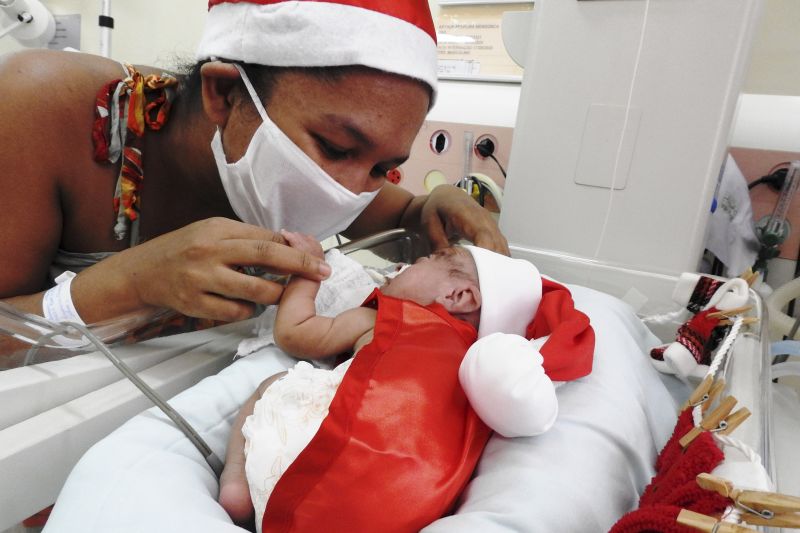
xmin=262 ymin=289 xmax=487 ymax=532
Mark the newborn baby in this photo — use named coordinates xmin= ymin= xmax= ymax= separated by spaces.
xmin=220 ymin=231 xmax=559 ymax=531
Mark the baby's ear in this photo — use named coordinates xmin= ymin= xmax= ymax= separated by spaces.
xmin=438 ymin=283 xmax=481 ymax=314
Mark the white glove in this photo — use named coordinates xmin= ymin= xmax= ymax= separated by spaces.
xmin=459 ymin=332 xmax=558 ymax=438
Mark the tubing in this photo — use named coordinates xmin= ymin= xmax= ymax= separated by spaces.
xmin=765 ymin=276 xmax=800 ymax=340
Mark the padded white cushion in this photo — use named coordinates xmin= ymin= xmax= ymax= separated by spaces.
xmin=45 ymin=285 xmax=677 ymax=533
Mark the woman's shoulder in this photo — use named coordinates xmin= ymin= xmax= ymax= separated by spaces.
xmin=1 ymin=50 xmax=131 ymax=112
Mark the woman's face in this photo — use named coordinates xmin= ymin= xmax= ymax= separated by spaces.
xmin=223 ymin=68 xmax=431 ymax=195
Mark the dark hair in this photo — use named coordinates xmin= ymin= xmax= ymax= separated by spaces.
xmin=432 ymin=246 xmax=479 ymax=284
xmin=175 ymin=60 xmax=432 ymax=114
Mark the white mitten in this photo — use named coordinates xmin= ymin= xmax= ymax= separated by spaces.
xmin=459 ymin=333 xmax=558 ymax=438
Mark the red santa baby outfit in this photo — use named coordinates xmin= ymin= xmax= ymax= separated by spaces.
xmin=261 ymin=247 xmax=595 ymax=532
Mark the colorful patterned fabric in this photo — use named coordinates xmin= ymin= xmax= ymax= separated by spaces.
xmin=92 ymin=64 xmax=178 ymax=243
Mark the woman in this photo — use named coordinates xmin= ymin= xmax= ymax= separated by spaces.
xmin=0 ymin=0 xmax=508 ymax=330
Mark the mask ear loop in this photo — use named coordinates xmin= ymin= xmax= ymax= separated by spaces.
xmin=232 ymin=63 xmax=269 ymax=123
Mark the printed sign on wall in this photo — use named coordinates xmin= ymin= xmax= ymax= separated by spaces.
xmin=435 ymin=2 xmax=533 ymax=82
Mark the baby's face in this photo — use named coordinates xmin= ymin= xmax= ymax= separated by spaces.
xmin=380 ymin=248 xmax=475 ymax=305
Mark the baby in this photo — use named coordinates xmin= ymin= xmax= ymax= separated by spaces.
xmin=219 ymin=231 xmax=555 ymax=531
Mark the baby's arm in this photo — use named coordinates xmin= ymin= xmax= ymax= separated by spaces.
xmin=274 ymin=231 xmax=376 ymax=359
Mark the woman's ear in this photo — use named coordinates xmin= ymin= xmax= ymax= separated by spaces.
xmin=200 ymin=61 xmax=243 ymax=128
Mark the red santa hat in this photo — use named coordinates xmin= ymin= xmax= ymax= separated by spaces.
xmin=463 ymin=246 xmax=594 ymax=382
xmin=196 ymin=0 xmax=438 ymax=94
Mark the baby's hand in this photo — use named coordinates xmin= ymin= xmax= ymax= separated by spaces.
xmin=280 ymin=230 xmax=324 ymax=259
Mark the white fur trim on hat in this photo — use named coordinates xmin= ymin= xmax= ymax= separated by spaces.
xmin=196 ymin=2 xmax=438 ymax=94
xmin=463 ymin=246 xmax=542 ymax=339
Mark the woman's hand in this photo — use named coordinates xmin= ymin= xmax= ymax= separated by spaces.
xmin=419 ymin=186 xmax=509 ymax=255
xmin=343 ymin=182 xmax=509 ymax=257
xmin=87 ymin=218 xmax=332 ymax=323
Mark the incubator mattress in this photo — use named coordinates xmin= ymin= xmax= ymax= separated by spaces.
xmin=44 ymin=285 xmax=678 ymax=533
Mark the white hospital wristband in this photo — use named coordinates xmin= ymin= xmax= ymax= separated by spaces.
xmin=43 ymin=271 xmax=86 ymax=325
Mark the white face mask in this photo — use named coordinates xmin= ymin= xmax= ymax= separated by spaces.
xmin=211 ymin=64 xmax=381 ymax=240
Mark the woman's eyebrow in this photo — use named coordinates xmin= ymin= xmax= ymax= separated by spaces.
xmin=322 ymin=114 xmax=375 ymax=148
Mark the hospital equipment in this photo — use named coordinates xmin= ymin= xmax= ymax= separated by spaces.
xmin=99 ymin=0 xmax=112 ymax=57
xmin=767 ymin=276 xmax=800 ymax=341
xmin=754 ymin=161 xmax=800 ymax=272
xmin=0 ymin=0 xmax=54 ymax=47
xmin=0 ymin=302 xmax=222 ymax=476
xmin=501 ymin=0 xmax=763 ymax=290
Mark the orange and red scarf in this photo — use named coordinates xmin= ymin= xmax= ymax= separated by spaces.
xmin=92 ymin=63 xmax=178 ymax=243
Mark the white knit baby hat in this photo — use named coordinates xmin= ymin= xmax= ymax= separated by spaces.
xmin=196 ymin=0 xmax=439 ymax=94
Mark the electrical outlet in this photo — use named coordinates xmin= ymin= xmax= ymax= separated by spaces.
xmin=397 ymin=121 xmax=513 ymax=196
xmin=474 ymin=134 xmax=499 ymax=159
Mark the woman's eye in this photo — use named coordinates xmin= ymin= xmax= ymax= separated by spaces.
xmin=316 ymin=137 xmax=350 ymax=160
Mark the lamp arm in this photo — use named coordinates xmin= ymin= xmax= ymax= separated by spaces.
xmin=0 ymin=10 xmax=31 ymax=40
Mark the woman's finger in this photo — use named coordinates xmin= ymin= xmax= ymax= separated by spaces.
xmin=198 ymin=217 xmax=289 ymax=246
xmin=183 ymin=292 xmax=257 ymax=322
xmin=208 ymin=265 xmax=287 ymax=308
xmin=424 ymin=214 xmax=451 ymax=250
xmin=219 ymin=239 xmax=331 ymax=280
xmin=470 ymin=227 xmax=510 ymax=256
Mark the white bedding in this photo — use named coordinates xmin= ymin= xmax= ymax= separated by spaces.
xmin=44 ymin=285 xmax=678 ymax=533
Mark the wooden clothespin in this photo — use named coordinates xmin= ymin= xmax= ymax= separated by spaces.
xmin=680 ymin=376 xmax=727 ymax=413
xmin=703 ymin=378 xmax=726 ymax=414
xmin=696 ymin=473 xmax=800 ymax=528
xmin=681 ymin=375 xmax=714 ymax=412
xmin=679 ymin=396 xmax=750 ymax=448
xmin=708 ymin=306 xmax=752 ymax=319
xmin=677 ymin=509 xmax=757 ymax=532
xmin=738 ymin=269 xmax=759 ymax=287
xmin=718 ymin=317 xmax=759 ymax=327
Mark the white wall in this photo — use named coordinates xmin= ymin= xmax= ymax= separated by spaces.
xmin=429 ymin=0 xmax=800 ymax=128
